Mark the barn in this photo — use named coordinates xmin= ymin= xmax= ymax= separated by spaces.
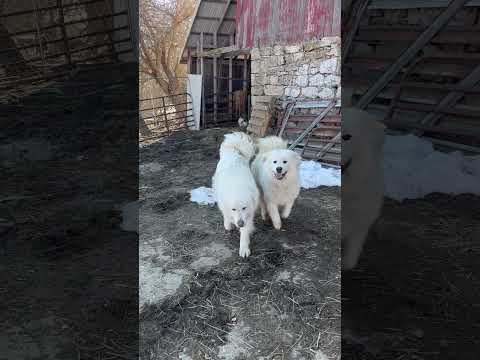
xmin=181 ymin=0 xmax=342 ymax=165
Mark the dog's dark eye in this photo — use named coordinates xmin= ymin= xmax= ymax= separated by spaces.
xmin=232 ymin=208 xmax=236 ymax=211
xmin=283 ymin=160 xmax=287 ymax=164
xmin=242 ymin=207 xmax=246 ymax=210
xmin=273 ymin=160 xmax=277 ymax=164
xmin=342 ymin=134 xmax=352 ymax=141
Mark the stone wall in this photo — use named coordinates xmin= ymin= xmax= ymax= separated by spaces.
xmin=247 ymin=37 xmax=341 ymax=136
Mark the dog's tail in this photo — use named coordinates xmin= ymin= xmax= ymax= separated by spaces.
xmin=256 ymin=136 xmax=288 ymax=154
xmin=220 ymin=132 xmax=256 ymax=160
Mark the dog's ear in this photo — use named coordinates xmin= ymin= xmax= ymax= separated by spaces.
xmin=261 ymin=154 xmax=268 ymax=163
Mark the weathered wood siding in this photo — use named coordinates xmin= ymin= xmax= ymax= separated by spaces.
xmin=236 ymin=0 xmax=341 ymax=49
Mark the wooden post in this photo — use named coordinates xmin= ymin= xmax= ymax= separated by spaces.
xmin=187 ymin=49 xmax=192 ymax=74
xmin=200 ymin=32 xmax=206 ymax=127
xmin=213 ymin=34 xmax=218 ymax=124
xmin=161 ymin=96 xmax=171 ymax=134
xmin=243 ymin=56 xmax=248 ymax=91
xmin=57 ymin=0 xmax=71 ymax=65
xmin=228 ymin=34 xmax=233 ymax=117
xmin=356 ymin=0 xmax=470 ymax=109
xmin=196 ymin=41 xmax=200 ymax=75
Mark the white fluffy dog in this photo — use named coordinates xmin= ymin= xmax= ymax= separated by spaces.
xmin=212 ymin=132 xmax=259 ymax=258
xmin=251 ymin=136 xmax=302 ymax=230
xmin=342 ymin=107 xmax=385 ymax=270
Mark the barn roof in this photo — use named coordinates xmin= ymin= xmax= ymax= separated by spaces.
xmin=181 ymin=0 xmax=238 ymax=62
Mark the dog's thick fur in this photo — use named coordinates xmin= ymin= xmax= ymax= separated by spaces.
xmin=342 ymin=107 xmax=385 ymax=270
xmin=212 ymin=132 xmax=259 ymax=257
xmin=251 ymin=136 xmax=302 ymax=230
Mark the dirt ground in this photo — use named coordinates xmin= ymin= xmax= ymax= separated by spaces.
xmin=342 ymin=193 xmax=480 ymax=359
xmin=139 ymin=129 xmax=341 ymax=360
xmin=0 ymin=63 xmax=138 ymax=359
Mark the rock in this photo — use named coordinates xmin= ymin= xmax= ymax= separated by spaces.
xmin=264 ymin=85 xmax=284 ymax=96
xmin=319 ymin=58 xmax=337 ymax=74
xmin=295 ymin=75 xmax=308 ymax=87
xmin=301 ymin=87 xmax=319 ymax=98
xmin=285 ymin=45 xmax=301 ymax=53
xmin=284 ymin=87 xmax=300 ymax=97
xmin=309 ymin=74 xmax=325 ymax=86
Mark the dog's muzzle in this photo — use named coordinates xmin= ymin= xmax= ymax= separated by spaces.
xmin=237 ymin=220 xmax=245 ymax=228
xmin=274 ymin=171 xmax=287 ymax=180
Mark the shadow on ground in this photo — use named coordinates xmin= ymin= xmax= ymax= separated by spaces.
xmin=342 ymin=194 xmax=480 ymax=359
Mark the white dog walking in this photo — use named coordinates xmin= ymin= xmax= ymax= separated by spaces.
xmin=341 ymin=107 xmax=385 ymax=270
xmin=212 ymin=132 xmax=259 ymax=258
xmin=251 ymin=136 xmax=302 ymax=230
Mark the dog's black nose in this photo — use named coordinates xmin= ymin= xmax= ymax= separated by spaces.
xmin=237 ymin=220 xmax=245 ymax=228
xmin=276 ymin=167 xmax=283 ymax=173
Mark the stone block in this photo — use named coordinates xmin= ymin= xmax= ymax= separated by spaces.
xmin=301 ymin=87 xmax=319 ymax=98
xmin=295 ymin=75 xmax=308 ymax=87
xmin=284 ymin=87 xmax=300 ymax=97
xmin=264 ymin=85 xmax=284 ymax=96
xmin=285 ymin=45 xmax=301 ymax=53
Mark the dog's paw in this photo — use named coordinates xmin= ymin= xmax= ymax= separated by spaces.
xmin=272 ymin=220 xmax=282 ymax=230
xmin=280 ymin=212 xmax=289 ymax=219
xmin=239 ymin=246 xmax=251 ymax=258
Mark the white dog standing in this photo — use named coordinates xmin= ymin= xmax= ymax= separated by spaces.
xmin=341 ymin=107 xmax=385 ymax=270
xmin=251 ymin=136 xmax=302 ymax=230
xmin=212 ymin=132 xmax=259 ymax=258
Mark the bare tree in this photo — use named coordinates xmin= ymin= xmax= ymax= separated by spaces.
xmin=139 ymin=0 xmax=195 ymax=98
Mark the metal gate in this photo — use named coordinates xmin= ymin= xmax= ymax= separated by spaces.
xmin=139 ymin=92 xmax=194 ymax=143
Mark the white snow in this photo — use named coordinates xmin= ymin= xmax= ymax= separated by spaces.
xmin=189 ymin=161 xmax=340 ymax=205
xmin=300 ymin=160 xmax=341 ymax=188
xmin=189 ymin=186 xmax=216 ymax=205
xmin=383 ymin=134 xmax=480 ymax=201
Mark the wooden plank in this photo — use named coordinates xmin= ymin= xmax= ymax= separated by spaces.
xmin=316 ymin=133 xmax=341 ymax=159
xmin=420 ymin=64 xmax=480 ymax=128
xmin=394 ymin=100 xmax=480 ymax=118
xmin=277 ymin=101 xmax=296 ymax=137
xmin=342 ymin=0 xmax=370 ymax=66
xmin=356 ymin=27 xmax=480 ymax=44
xmin=196 ymin=45 xmax=238 ymax=58
xmin=356 ymin=0 xmax=470 ymax=109
xmin=288 ymin=100 xmax=337 ymax=150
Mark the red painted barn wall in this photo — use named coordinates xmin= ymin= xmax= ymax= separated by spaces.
xmin=236 ymin=0 xmax=341 ymax=49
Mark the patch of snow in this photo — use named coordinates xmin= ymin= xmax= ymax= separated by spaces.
xmin=190 ymin=242 xmax=232 ymax=271
xmin=139 ymin=237 xmax=189 ymax=308
xmin=314 ymin=349 xmax=329 ymax=360
xmin=190 ymin=186 xmax=216 ymax=205
xmin=178 ymin=349 xmax=193 ymax=360
xmin=299 ymin=160 xmax=341 ymax=188
xmin=275 ymin=270 xmax=291 ymax=282
xmin=217 ymin=322 xmax=252 ymax=360
xmin=383 ymin=134 xmax=480 ymax=200
xmin=189 ymin=161 xmax=340 ymax=205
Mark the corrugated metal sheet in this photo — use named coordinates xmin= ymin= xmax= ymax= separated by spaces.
xmin=236 ymin=0 xmax=341 ymax=49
